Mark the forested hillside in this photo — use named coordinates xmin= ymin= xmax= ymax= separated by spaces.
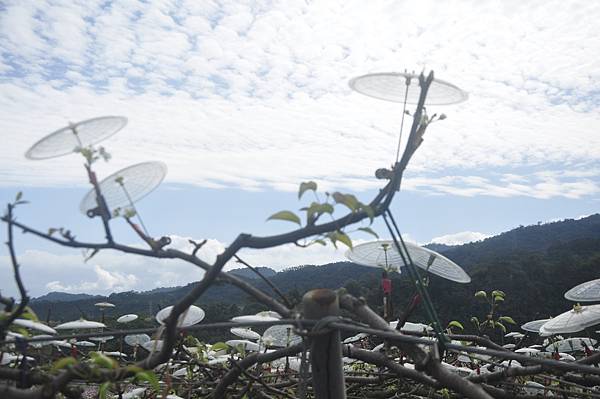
xmin=31 ymin=215 xmax=600 ymax=338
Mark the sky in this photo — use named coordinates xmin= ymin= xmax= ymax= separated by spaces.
xmin=0 ymin=0 xmax=598 ymax=297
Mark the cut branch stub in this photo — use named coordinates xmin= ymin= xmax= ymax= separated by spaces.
xmin=302 ymin=289 xmax=346 ymax=399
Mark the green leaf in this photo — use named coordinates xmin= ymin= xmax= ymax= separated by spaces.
xmin=358 ymin=227 xmax=379 ymax=238
xmin=361 ymin=205 xmax=375 ymax=224
xmin=332 ymin=192 xmax=360 ymax=212
xmin=308 ymin=239 xmax=327 ymax=246
xmin=15 ymin=191 xmax=22 ymax=202
xmin=329 ymin=231 xmax=352 ymax=249
xmin=470 ymin=317 xmax=479 ymax=327
xmin=304 ymin=202 xmax=334 ymax=224
xmin=211 ymin=342 xmax=229 ymax=352
xmin=495 ymin=322 xmax=507 ymax=333
xmin=498 ymin=316 xmax=516 ymax=325
xmin=98 ymin=382 xmax=111 ymax=399
xmin=491 ymin=290 xmax=505 ymax=298
xmin=21 ymin=307 xmax=39 ymax=322
xmin=447 ymin=320 xmax=464 ymax=331
xmin=135 ymin=370 xmax=160 ymax=392
xmin=52 ymin=356 xmax=77 ymax=371
xmin=90 ymin=352 xmax=117 ymax=369
xmin=493 ymin=295 xmax=504 ymax=303
xmin=474 ymin=291 xmax=487 ymax=299
xmin=266 ymin=210 xmax=301 ymax=226
xmin=298 ymin=181 xmax=317 ymax=199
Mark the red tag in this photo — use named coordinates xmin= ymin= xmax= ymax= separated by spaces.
xmin=382 ymin=278 xmax=392 ymax=294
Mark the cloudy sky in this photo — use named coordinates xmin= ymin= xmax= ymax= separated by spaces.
xmin=0 ymin=0 xmax=598 ymax=297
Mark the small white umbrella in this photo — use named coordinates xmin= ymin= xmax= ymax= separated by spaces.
xmin=230 ymin=327 xmax=261 ymax=341
xmin=262 ymin=324 xmax=302 ymax=348
xmin=343 ymin=333 xmax=369 ymax=344
xmin=117 ymin=314 xmax=138 ymax=323
xmin=540 ymin=305 xmax=600 ymax=334
xmin=94 ymin=302 xmax=115 ymax=308
xmin=75 ymin=341 xmax=96 ymax=347
xmin=55 ymin=319 xmax=106 ymax=330
xmin=124 ymin=334 xmax=151 ymax=347
xmin=231 ymin=314 xmax=279 ymax=323
xmin=156 ymin=305 xmax=205 ymax=328
xmin=565 ymin=279 xmax=600 ymax=302
xmin=521 ymin=319 xmax=551 ymax=333
xmin=226 ymin=340 xmax=260 ymax=352
xmin=90 ymin=336 xmax=114 ymax=343
xmin=13 ymin=319 xmax=57 ymax=335
xmin=390 ymin=321 xmax=433 ymax=333
xmin=346 ymin=240 xmax=471 ymax=283
xmin=545 ymin=337 xmax=596 ymax=353
xmin=141 ymin=340 xmax=164 ymax=352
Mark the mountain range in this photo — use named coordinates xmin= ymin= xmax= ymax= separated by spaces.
xmin=30 ymin=214 xmax=600 ymax=338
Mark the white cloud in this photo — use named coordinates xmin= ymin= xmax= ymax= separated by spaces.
xmin=429 ymin=231 xmax=491 ymax=246
xmin=0 ymin=0 xmax=598 ymax=199
xmin=0 ymin=234 xmax=353 ymax=297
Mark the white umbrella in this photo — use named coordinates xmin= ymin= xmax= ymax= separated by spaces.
xmin=255 ymin=311 xmax=281 ymax=319
xmin=119 ymin=388 xmax=146 ymax=399
xmin=25 ymin=116 xmax=127 ymax=160
xmin=12 ymin=319 xmax=57 ymax=335
xmin=75 ymin=341 xmax=96 ymax=347
xmin=117 ymin=314 xmax=138 ymax=323
xmin=390 ymin=321 xmax=433 ymax=333
xmin=55 ymin=319 xmax=106 ymax=330
xmin=545 ymin=337 xmax=596 ymax=353
xmin=141 ymin=340 xmax=164 ymax=352
xmin=231 ymin=314 xmax=279 ymax=323
xmin=540 ymin=305 xmax=600 ymax=334
xmin=124 ymin=334 xmax=151 ymax=347
xmin=502 ymin=343 xmax=516 ymax=349
xmin=565 ymin=279 xmax=600 ymax=302
xmin=226 ymin=340 xmax=260 ymax=352
xmin=521 ymin=319 xmax=551 ymax=333
xmin=262 ymin=324 xmax=302 ymax=348
xmin=343 ymin=333 xmax=369 ymax=344
xmin=156 ymin=305 xmax=205 ymax=328
xmin=515 ymin=347 xmax=540 ymax=356
xmin=346 ymin=240 xmax=471 ymax=283
xmin=230 ymin=328 xmax=261 ymax=341
xmin=94 ymin=302 xmax=115 ymax=308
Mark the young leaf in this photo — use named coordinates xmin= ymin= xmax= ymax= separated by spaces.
xmin=266 ymin=210 xmax=301 ymax=226
xmin=334 ymin=231 xmax=353 ymax=249
xmin=491 ymin=290 xmax=505 ymax=298
xmin=493 ymin=295 xmax=504 ymax=303
xmin=211 ymin=342 xmax=229 ymax=352
xmin=15 ymin=191 xmax=22 ymax=202
xmin=90 ymin=352 xmax=116 ymax=369
xmin=298 ymin=181 xmax=317 ymax=199
xmin=498 ymin=316 xmax=516 ymax=325
xmin=331 ymin=192 xmax=360 ymax=211
xmin=495 ymin=322 xmax=507 ymax=333
xmin=474 ymin=291 xmax=487 ymax=299
xmin=361 ymin=204 xmax=375 ymax=224
xmin=358 ymin=227 xmax=379 ymax=238
xmin=447 ymin=320 xmax=464 ymax=331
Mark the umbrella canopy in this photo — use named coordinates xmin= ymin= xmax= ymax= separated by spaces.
xmin=545 ymin=337 xmax=597 ymax=353
xmin=155 ymin=305 xmax=205 ymax=328
xmin=141 ymin=340 xmax=164 ymax=352
xmin=521 ymin=319 xmax=551 ymax=333
xmin=230 ymin=328 xmax=261 ymax=341
xmin=226 ymin=340 xmax=260 ymax=352
xmin=124 ymin=334 xmax=151 ymax=347
xmin=231 ymin=314 xmax=279 ymax=323
xmin=94 ymin=302 xmax=115 ymax=308
xmin=75 ymin=341 xmax=96 ymax=347
xmin=262 ymin=324 xmax=302 ymax=347
xmin=390 ymin=321 xmax=433 ymax=333
xmin=117 ymin=314 xmax=138 ymax=323
xmin=540 ymin=305 xmax=600 ymax=334
xmin=55 ymin=319 xmax=106 ymax=330
xmin=346 ymin=240 xmax=471 ymax=283
xmin=25 ymin=116 xmax=127 ymax=160
xmin=12 ymin=319 xmax=57 ymax=335
xmin=565 ymin=279 xmax=600 ymax=302
xmin=349 ymin=72 xmax=468 ymax=105
xmin=80 ymin=161 xmax=167 ymax=216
